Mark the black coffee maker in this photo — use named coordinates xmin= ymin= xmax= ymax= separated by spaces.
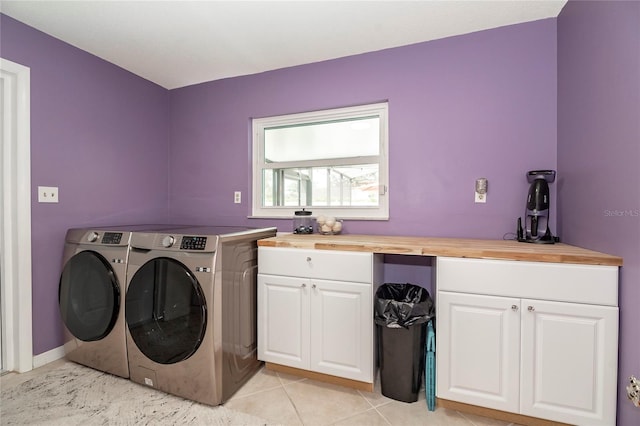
xmin=517 ymin=170 xmax=557 ymax=244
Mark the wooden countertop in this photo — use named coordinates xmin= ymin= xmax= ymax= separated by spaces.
xmin=258 ymin=234 xmax=623 ymax=266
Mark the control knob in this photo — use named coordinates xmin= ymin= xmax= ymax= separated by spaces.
xmin=162 ymin=235 xmax=175 ymax=248
xmin=87 ymin=232 xmax=99 ymax=242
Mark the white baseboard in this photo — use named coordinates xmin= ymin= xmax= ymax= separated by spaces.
xmin=33 ymin=345 xmax=65 ymax=369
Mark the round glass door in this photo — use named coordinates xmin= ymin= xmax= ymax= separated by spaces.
xmin=59 ymin=251 xmax=120 ymax=342
xmin=125 ymin=257 xmax=207 ymax=364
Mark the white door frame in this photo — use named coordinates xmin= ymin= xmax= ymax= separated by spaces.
xmin=1 ymin=57 xmax=33 ymax=373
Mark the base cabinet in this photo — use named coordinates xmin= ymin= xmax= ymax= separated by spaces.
xmin=520 ymin=298 xmax=618 ymax=423
xmin=310 ymin=279 xmax=372 ymax=379
xmin=258 ymin=274 xmax=309 ymax=370
xmin=436 ymin=257 xmax=619 ymax=426
xmin=258 ymin=247 xmax=380 ymax=383
xmin=437 ymin=291 xmax=521 ymax=413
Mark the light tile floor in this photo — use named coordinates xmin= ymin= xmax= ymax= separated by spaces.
xmin=225 ymin=366 xmax=522 ymax=426
xmin=2 ymin=360 xmax=522 ymax=426
xmin=1 ymin=358 xmax=68 ymax=388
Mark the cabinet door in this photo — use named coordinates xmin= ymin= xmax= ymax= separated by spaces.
xmin=520 ymin=299 xmax=619 ymax=425
xmin=437 ymin=291 xmax=521 ymax=413
xmin=310 ymin=279 xmax=373 ymax=382
xmin=257 ymin=274 xmax=310 ymax=370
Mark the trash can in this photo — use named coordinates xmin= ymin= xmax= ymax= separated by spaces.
xmin=374 ymin=283 xmax=434 ymax=403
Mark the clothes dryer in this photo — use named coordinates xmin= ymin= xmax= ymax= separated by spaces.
xmin=124 ymin=226 xmax=276 ymax=405
xmin=59 ymin=225 xmax=184 ymax=378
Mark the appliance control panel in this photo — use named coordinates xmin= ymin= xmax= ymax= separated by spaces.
xmin=101 ymin=232 xmax=123 ymax=244
xmin=180 ymin=236 xmax=207 ymax=250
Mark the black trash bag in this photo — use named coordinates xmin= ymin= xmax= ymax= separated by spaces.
xmin=374 ymin=283 xmax=434 ymax=329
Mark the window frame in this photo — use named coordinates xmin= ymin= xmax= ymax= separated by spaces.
xmin=251 ymin=102 xmax=389 ymax=220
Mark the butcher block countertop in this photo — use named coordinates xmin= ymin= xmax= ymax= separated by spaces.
xmin=257 ymin=234 xmax=623 ymax=266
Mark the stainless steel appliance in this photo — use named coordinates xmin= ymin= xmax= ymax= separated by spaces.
xmin=58 ymin=225 xmax=183 ymax=378
xmin=124 ymin=225 xmax=277 ymax=405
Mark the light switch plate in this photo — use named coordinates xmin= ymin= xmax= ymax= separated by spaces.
xmin=38 ymin=186 xmax=59 ymax=203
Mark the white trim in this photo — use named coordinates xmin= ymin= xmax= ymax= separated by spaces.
xmin=33 ymin=345 xmax=65 ymax=369
xmin=252 ymin=102 xmax=389 ymax=220
xmin=0 ymin=58 xmax=33 ymax=373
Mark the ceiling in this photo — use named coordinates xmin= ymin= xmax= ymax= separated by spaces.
xmin=0 ymin=0 xmax=567 ymax=90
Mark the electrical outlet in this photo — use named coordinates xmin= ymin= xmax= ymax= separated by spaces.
xmin=474 ymin=178 xmax=487 ymax=203
xmin=474 ymin=192 xmax=487 ymax=203
xmin=627 ymin=375 xmax=640 ymax=407
xmin=234 ymin=191 xmax=241 ymax=204
xmin=38 ymin=186 xmax=59 ymax=203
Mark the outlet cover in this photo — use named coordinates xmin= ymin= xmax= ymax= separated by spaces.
xmin=475 ymin=192 xmax=487 ymax=203
xmin=38 ymin=186 xmax=59 ymax=203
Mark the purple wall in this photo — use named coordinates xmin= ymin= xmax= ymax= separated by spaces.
xmin=558 ymin=2 xmax=640 ymax=425
xmin=168 ymin=19 xmax=558 ymax=238
xmin=0 ymin=15 xmax=170 ymax=355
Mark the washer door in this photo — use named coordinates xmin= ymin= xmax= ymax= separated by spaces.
xmin=125 ymin=257 xmax=207 ymax=364
xmin=59 ymin=250 xmax=120 ymax=342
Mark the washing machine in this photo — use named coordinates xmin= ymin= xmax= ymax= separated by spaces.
xmin=58 ymin=225 xmax=186 ymax=378
xmin=124 ymin=225 xmax=277 ymax=405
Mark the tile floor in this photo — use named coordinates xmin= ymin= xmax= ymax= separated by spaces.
xmin=2 ymin=360 xmax=522 ymax=426
xmin=1 ymin=358 xmax=67 ymax=388
xmin=225 ymin=366 xmax=521 ymax=426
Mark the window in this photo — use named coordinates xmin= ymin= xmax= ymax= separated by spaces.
xmin=252 ymin=102 xmax=388 ymax=219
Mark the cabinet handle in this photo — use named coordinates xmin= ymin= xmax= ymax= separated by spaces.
xmin=306 ymin=256 xmax=312 ymax=262
xmin=528 ymin=305 xmax=535 ymax=312
xmin=312 ymin=284 xmax=316 ymax=289
xmin=301 ymin=283 xmax=306 ymax=288
xmin=511 ymin=305 xmax=518 ymax=312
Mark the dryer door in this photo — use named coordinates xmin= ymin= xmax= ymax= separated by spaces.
xmin=59 ymin=250 xmax=120 ymax=341
xmin=125 ymin=257 xmax=207 ymax=364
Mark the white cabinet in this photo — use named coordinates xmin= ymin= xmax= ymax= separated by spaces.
xmin=258 ymin=247 xmax=381 ymax=383
xmin=258 ymin=274 xmax=309 ymax=370
xmin=437 ymin=291 xmax=521 ymax=413
xmin=436 ymin=257 xmax=619 ymax=426
xmin=520 ymin=298 xmax=618 ymax=423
